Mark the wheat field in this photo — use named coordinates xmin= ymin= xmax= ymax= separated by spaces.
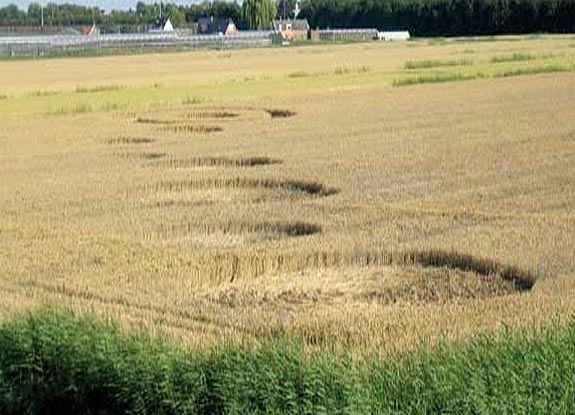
xmin=1 ymin=35 xmax=575 ymax=355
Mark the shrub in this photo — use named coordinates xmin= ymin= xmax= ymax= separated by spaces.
xmin=1 ymin=309 xmax=575 ymax=414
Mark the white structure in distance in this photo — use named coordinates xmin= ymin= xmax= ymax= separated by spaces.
xmin=377 ymin=31 xmax=410 ymax=41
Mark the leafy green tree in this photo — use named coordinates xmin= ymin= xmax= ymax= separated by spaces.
xmin=169 ymin=8 xmax=186 ymax=27
xmin=276 ymin=0 xmax=296 ymax=19
xmin=27 ymin=2 xmax=42 ymax=26
xmin=212 ymin=1 xmax=241 ymax=22
xmin=242 ymin=0 xmax=277 ymax=29
xmin=0 ymin=4 xmax=27 ymax=25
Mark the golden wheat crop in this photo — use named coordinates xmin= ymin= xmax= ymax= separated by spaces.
xmin=1 ymin=35 xmax=575 ymax=356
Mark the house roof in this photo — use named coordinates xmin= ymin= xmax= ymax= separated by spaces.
xmin=273 ymin=19 xmax=309 ymax=31
xmin=153 ymin=17 xmax=172 ymax=30
xmin=82 ymin=24 xmax=97 ymax=36
xmin=198 ymin=17 xmax=235 ymax=34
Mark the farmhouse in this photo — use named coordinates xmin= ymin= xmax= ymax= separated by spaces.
xmin=151 ymin=17 xmax=174 ymax=33
xmin=377 ymin=31 xmax=410 ymax=41
xmin=197 ymin=17 xmax=237 ymax=36
xmin=273 ymin=19 xmax=310 ymax=41
xmin=82 ymin=23 xmax=100 ymax=36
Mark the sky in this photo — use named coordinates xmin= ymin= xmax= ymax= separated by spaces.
xmin=0 ymin=0 xmax=241 ymax=12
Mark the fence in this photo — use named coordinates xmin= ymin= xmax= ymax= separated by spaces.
xmin=0 ymin=31 xmax=273 ymax=58
xmin=318 ymin=28 xmax=378 ymax=42
xmin=0 ymin=28 xmax=388 ymax=58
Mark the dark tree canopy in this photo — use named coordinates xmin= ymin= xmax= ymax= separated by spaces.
xmin=299 ymin=0 xmax=575 ymax=35
xmin=1 ymin=0 xmax=574 ymax=35
xmin=0 ymin=1 xmax=242 ymax=30
xmin=242 ymin=0 xmax=277 ymax=30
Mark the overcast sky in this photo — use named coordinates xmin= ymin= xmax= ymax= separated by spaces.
xmin=0 ymin=0 xmax=241 ymax=12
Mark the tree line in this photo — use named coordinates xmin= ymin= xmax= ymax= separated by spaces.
xmin=299 ymin=0 xmax=575 ymax=35
xmin=0 ymin=0 xmax=280 ymax=30
xmin=0 ymin=1 xmax=243 ymax=29
xmin=2 ymin=0 xmax=574 ymax=35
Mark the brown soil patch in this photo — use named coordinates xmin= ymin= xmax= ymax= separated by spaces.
xmin=265 ymin=109 xmax=297 ymax=118
xmin=205 ymin=265 xmax=523 ymax=309
xmin=153 ymin=156 xmax=280 ymax=168
xmin=108 ymin=137 xmax=154 ymax=145
xmin=146 ymin=177 xmax=339 ymax=197
xmin=164 ymin=125 xmax=223 ymax=134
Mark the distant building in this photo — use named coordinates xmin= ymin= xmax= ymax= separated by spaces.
xmin=197 ymin=17 xmax=237 ymax=36
xmin=377 ymin=31 xmax=410 ymax=41
xmin=318 ymin=28 xmax=378 ymax=42
xmin=273 ymin=19 xmax=309 ymax=41
xmin=150 ymin=17 xmax=174 ymax=33
xmin=82 ymin=23 xmax=100 ymax=36
xmin=58 ymin=27 xmax=82 ymax=36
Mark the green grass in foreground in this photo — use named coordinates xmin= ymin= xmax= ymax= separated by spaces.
xmin=393 ymin=72 xmax=479 ymax=86
xmin=496 ymin=64 xmax=567 ymax=78
xmin=75 ymin=84 xmax=123 ymax=94
xmin=394 ymin=64 xmax=570 ymax=86
xmin=404 ymin=58 xmax=474 ymax=70
xmin=489 ymin=52 xmax=557 ymax=64
xmin=1 ymin=309 xmax=575 ymax=414
xmin=490 ymin=53 xmax=537 ymax=63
